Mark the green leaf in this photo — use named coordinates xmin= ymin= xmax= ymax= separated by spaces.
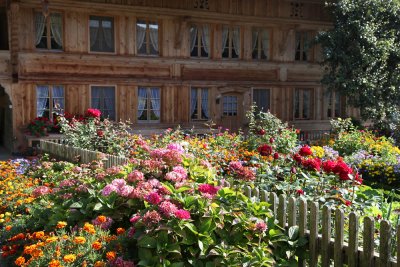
xmin=138 ymin=248 xmax=153 ymax=261
xmin=93 ymin=202 xmax=103 ymax=211
xmin=138 ymin=236 xmax=157 ymax=248
xmin=288 ymin=226 xmax=299 ymax=240
xmin=198 ymin=240 xmax=204 ymax=252
xmin=69 ymin=201 xmax=83 ymax=208
xmin=199 ymin=218 xmax=212 ymax=233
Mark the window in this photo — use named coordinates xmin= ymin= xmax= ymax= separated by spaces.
xmin=294 ymin=88 xmax=313 ymax=120
xmin=137 ymin=87 xmax=160 ymax=122
xmin=0 ymin=7 xmax=9 ymax=50
xmin=89 ymin=16 xmax=114 ymax=52
xmin=223 ymin=96 xmax=238 ymax=116
xmin=252 ymin=89 xmax=270 ymax=112
xmin=189 ymin=25 xmax=210 ymax=58
xmin=326 ymin=90 xmax=342 ymax=118
xmin=222 ymin=25 xmax=240 ymax=59
xmin=35 ymin=12 xmax=63 ymax=50
xmin=36 ymin=85 xmax=64 ymax=121
xmin=295 ymin=31 xmax=312 ymax=61
xmin=136 ymin=20 xmax=159 ymax=55
xmin=252 ymin=28 xmax=270 ymax=60
xmin=91 ymin=86 xmax=116 ymax=120
xmin=190 ymin=88 xmax=209 ymax=120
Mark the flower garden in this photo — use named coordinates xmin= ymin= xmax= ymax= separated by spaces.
xmin=1 ymin=109 xmax=400 ymax=266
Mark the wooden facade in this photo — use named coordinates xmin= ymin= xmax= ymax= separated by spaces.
xmin=0 ymin=0 xmax=360 ymax=151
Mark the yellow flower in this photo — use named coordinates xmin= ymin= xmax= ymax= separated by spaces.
xmin=48 ymin=259 xmax=62 ymax=267
xmin=45 ymin=236 xmax=58 ymax=243
xmin=56 ymin=221 xmax=67 ymax=229
xmin=73 ymin=236 xmax=86 ymax=244
xmin=63 ymin=254 xmax=77 ymax=263
xmin=94 ymin=261 xmax=106 ymax=267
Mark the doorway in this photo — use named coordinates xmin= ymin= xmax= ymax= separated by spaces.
xmin=220 ymin=92 xmax=243 ymax=132
xmin=0 ymin=86 xmax=12 ymax=151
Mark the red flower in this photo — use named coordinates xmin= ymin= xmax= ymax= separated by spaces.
xmin=273 ymin=152 xmax=279 ymax=160
xmin=322 ymin=160 xmax=336 ymax=173
xmin=258 ymin=129 xmax=266 ymax=135
xmin=345 ymin=200 xmax=352 ymax=206
xmin=354 ymin=173 xmax=363 ymax=185
xmin=293 ymin=153 xmax=302 ymax=163
xmin=299 ymin=145 xmax=313 ymax=156
xmin=145 ymin=192 xmax=162 ymax=205
xmin=296 ymin=189 xmax=304 ymax=195
xmin=333 ymin=160 xmax=353 ymax=181
xmin=269 ymin=137 xmax=274 ymax=143
xmin=198 ymin=184 xmax=220 ymax=196
xmin=302 ymin=158 xmax=321 ymax=171
xmin=85 ymin=108 xmax=101 ymax=118
xmin=97 ymin=130 xmax=104 ymax=137
xmin=257 ymin=144 xmax=273 ymax=156
xmin=174 ymin=209 xmax=191 ymax=220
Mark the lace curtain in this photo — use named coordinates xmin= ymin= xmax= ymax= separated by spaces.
xmin=104 ymin=87 xmax=115 ymax=119
xmin=252 ymin=30 xmax=258 ymax=52
xmin=261 ymin=30 xmax=269 ymax=59
xmin=136 ymin=22 xmax=146 ymax=52
xmin=102 ymin=20 xmax=114 ymax=51
xmin=149 ymin=23 xmax=159 ymax=52
xmin=137 ymin=88 xmax=147 ymax=119
xmin=89 ymin=20 xmax=100 ymax=50
xmin=202 ymin=25 xmax=210 ymax=55
xmin=190 ymin=88 xmax=197 ymax=117
xmin=36 ymin=85 xmax=49 ymax=117
xmin=50 ymin=13 xmax=63 ymax=47
xmin=221 ymin=26 xmax=229 ymax=52
xmin=232 ymin=27 xmax=240 ymax=56
xmin=201 ymin=89 xmax=209 ymax=119
xmin=150 ymin=88 xmax=160 ymax=119
xmin=52 ymin=86 xmax=64 ymax=114
xmin=189 ymin=25 xmax=198 ymax=53
xmin=35 ymin=13 xmax=46 ymax=45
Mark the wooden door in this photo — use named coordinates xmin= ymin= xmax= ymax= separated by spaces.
xmin=220 ymin=93 xmax=243 ymax=132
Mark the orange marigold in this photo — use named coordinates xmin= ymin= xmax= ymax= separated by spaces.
xmin=83 ymin=223 xmax=96 ymax=234
xmin=91 ymin=241 xmax=102 ymax=251
xmin=45 ymin=236 xmax=58 ymax=243
xmin=5 ymin=225 xmax=12 ymax=231
xmin=56 ymin=221 xmax=67 ymax=229
xmin=48 ymin=259 xmax=62 ymax=267
xmin=63 ymin=254 xmax=77 ymax=263
xmin=14 ymin=256 xmax=25 ymax=266
xmin=31 ymin=248 xmax=44 ymax=258
xmin=97 ymin=215 xmax=107 ymax=223
xmin=94 ymin=261 xmax=106 ymax=267
xmin=106 ymin=251 xmax=116 ymax=261
xmin=116 ymin=227 xmax=125 ymax=235
xmin=32 ymin=231 xmax=45 ymax=240
xmin=73 ymin=236 xmax=86 ymax=244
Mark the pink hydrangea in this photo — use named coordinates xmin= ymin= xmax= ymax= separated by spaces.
xmin=119 ymin=185 xmax=134 ymax=197
xmin=229 ymin=161 xmax=243 ymax=171
xmin=150 ymin=148 xmax=167 ymax=159
xmin=162 ymin=150 xmax=183 ymax=166
xmin=165 ymin=171 xmax=185 ymax=183
xmin=59 ymin=179 xmax=78 ymax=188
xmin=32 ymin=186 xmax=51 ymax=197
xmin=142 ymin=210 xmax=162 ymax=226
xmin=198 ymin=184 xmax=220 ymax=198
xmin=111 ymin=179 xmax=126 ymax=188
xmin=102 ymin=184 xmax=118 ymax=196
xmin=254 ymin=221 xmax=267 ymax=232
xmin=172 ymin=166 xmax=187 ymax=178
xmin=158 ymin=201 xmax=178 ymax=217
xmin=127 ymin=170 xmax=144 ymax=182
xmin=145 ymin=192 xmax=162 ymax=205
xmin=174 ymin=209 xmax=191 ymax=220
xmin=167 ymin=143 xmax=184 ymax=153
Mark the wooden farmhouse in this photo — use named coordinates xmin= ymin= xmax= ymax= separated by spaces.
xmin=0 ymin=0 xmax=360 ymax=152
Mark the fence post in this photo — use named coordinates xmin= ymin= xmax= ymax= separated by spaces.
xmin=379 ymin=220 xmax=391 ymax=267
xmin=348 ymin=212 xmax=359 ymax=267
xmin=363 ymin=217 xmax=375 ymax=267
xmin=269 ymin=192 xmax=278 ymax=219
xmin=288 ymin=197 xmax=296 ymax=227
xmin=278 ymin=194 xmax=287 ymax=228
xmin=298 ymin=198 xmax=307 ymax=267
xmin=309 ymin=201 xmax=319 ymax=267
xmin=334 ymin=209 xmax=344 ymax=267
xmin=321 ymin=205 xmax=331 ymax=266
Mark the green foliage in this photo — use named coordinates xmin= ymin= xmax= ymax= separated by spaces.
xmin=317 ymin=0 xmax=400 ymax=126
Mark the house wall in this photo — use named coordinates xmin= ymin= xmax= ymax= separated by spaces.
xmin=3 ymin=0 xmax=354 ymax=150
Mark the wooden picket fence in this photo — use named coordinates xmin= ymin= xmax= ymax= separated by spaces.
xmin=298 ymin=130 xmax=331 ymax=143
xmin=39 ymin=140 xmax=128 ymax=168
xmin=242 ymin=186 xmax=398 ymax=267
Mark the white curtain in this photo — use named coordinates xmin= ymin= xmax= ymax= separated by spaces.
xmin=150 ymin=88 xmax=160 ymax=119
xmin=102 ymin=20 xmax=114 ymax=50
xmin=189 ymin=25 xmax=198 ymax=53
xmin=221 ymin=26 xmax=229 ymax=52
xmin=252 ymin=30 xmax=258 ymax=52
xmin=36 ymin=86 xmax=49 ymax=117
xmin=104 ymin=87 xmax=115 ymax=119
xmin=136 ymin=22 xmax=146 ymax=52
xmin=202 ymin=25 xmax=210 ymax=55
xmin=137 ymin=88 xmax=147 ymax=119
xmin=91 ymin=87 xmax=101 ymax=110
xmin=149 ymin=23 xmax=159 ymax=53
xmin=261 ymin=30 xmax=269 ymax=59
xmin=201 ymin=89 xmax=209 ymax=119
xmin=232 ymin=27 xmax=240 ymax=56
xmin=50 ymin=13 xmax=63 ymax=47
xmin=89 ymin=20 xmax=100 ymax=50
xmin=190 ymin=88 xmax=197 ymax=118
xmin=35 ymin=13 xmax=46 ymax=45
xmin=52 ymin=86 xmax=64 ymax=114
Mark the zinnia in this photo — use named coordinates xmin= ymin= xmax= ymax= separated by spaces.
xmin=92 ymin=241 xmax=102 ymax=251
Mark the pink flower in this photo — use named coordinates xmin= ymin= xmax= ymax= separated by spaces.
xmin=102 ymin=184 xmax=118 ymax=196
xmin=127 ymin=170 xmax=145 ymax=182
xmin=111 ymin=179 xmax=126 ymax=188
xmin=130 ymin=214 xmax=141 ymax=224
xmin=145 ymin=192 xmax=162 ymax=205
xmin=299 ymin=145 xmax=313 ymax=156
xmin=158 ymin=201 xmax=178 ymax=217
xmin=127 ymin=227 xmax=136 ymax=238
xmin=345 ymin=200 xmax=352 ymax=206
xmin=32 ymin=186 xmax=51 ymax=197
xmin=59 ymin=179 xmax=78 ymax=188
xmin=174 ymin=209 xmax=191 ymax=220
xmin=142 ymin=210 xmax=162 ymax=226
xmin=92 ymin=216 xmax=113 ymax=230
xmin=229 ymin=161 xmax=243 ymax=171
xmin=85 ymin=108 xmax=101 ymax=118
xmin=198 ymin=184 xmax=220 ymax=197
xmin=172 ymin=166 xmax=187 ymax=178
xmin=167 ymin=143 xmax=184 ymax=153
xmin=293 ymin=153 xmax=302 ymax=163
xmin=255 ymin=221 xmax=267 ymax=232
xmin=119 ymin=185 xmax=134 ymax=197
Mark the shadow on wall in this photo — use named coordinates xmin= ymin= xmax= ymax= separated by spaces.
xmin=0 ymin=86 xmax=13 ymax=152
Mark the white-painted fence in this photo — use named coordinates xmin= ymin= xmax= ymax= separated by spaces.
xmin=39 ymin=140 xmax=128 ymax=168
xmin=243 ymin=187 xmax=398 ymax=267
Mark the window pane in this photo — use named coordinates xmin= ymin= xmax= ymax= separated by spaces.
xmin=138 ymin=87 xmax=160 ymax=121
xmin=253 ymin=89 xmax=270 ymax=112
xmin=303 ymin=90 xmax=310 ymax=119
xmin=91 ymin=86 xmax=115 ymax=120
xmin=294 ymin=89 xmax=300 ymax=118
xmin=90 ymin=16 xmax=114 ymax=52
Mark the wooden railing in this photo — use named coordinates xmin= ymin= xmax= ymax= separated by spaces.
xmin=39 ymin=140 xmax=128 ymax=168
xmin=243 ymin=186 xmax=398 ymax=266
xmin=298 ymin=130 xmax=331 ymax=143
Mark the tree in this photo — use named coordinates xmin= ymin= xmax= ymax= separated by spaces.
xmin=317 ymin=0 xmax=400 ymax=129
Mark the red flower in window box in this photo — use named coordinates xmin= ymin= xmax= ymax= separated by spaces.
xmin=299 ymin=145 xmax=313 ymax=156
